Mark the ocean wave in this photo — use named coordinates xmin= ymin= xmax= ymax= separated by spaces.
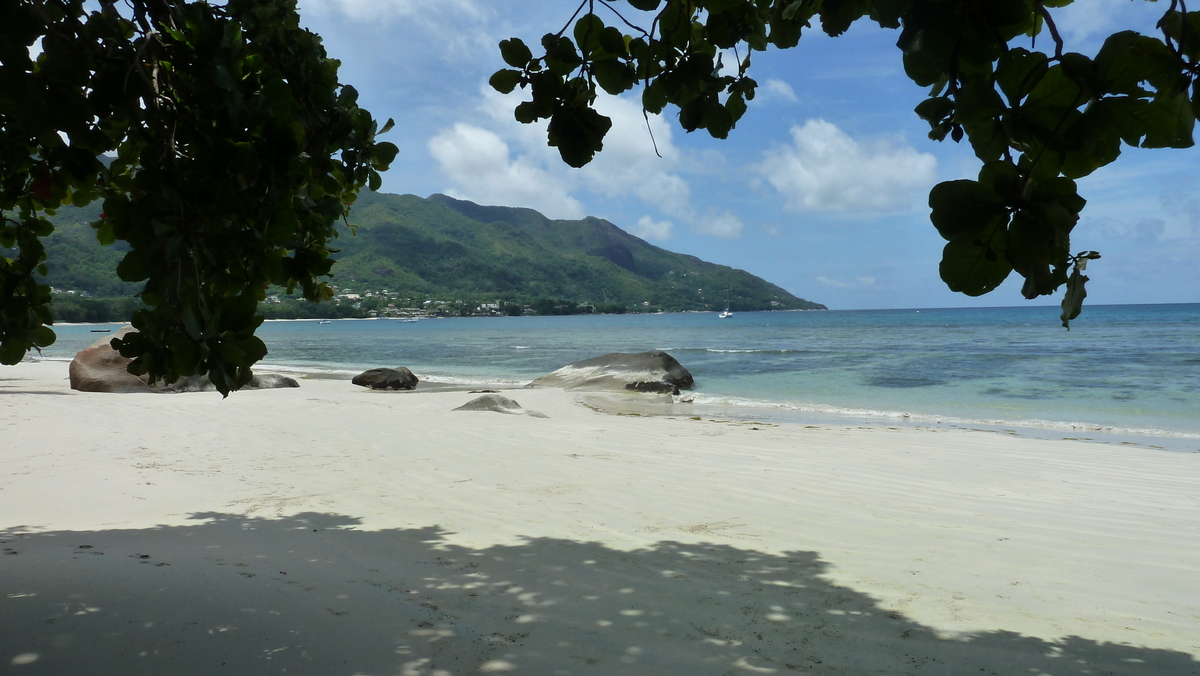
xmin=257 ymin=362 xmax=527 ymax=387
xmin=418 ymin=373 xmax=527 ymax=387
xmin=681 ymin=393 xmax=1200 ymax=442
xmin=656 ymin=347 xmax=803 ymax=354
xmin=510 ymin=345 xmax=533 ymax=349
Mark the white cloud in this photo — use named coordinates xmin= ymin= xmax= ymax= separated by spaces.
xmin=580 ymin=96 xmax=693 ymax=219
xmin=429 ymin=87 xmax=755 ymax=239
xmin=632 ymin=216 xmax=673 ymax=241
xmin=760 ymin=79 xmax=798 ymax=104
xmin=427 ymin=87 xmax=747 ymax=236
xmin=428 ymin=123 xmax=583 ymax=219
xmin=758 ymin=119 xmax=937 ymax=213
xmin=694 ymin=212 xmax=744 ymax=239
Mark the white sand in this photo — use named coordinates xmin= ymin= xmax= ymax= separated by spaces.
xmin=2 ymin=360 xmax=1198 ymax=675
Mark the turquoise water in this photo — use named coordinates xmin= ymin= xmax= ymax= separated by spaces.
xmin=42 ymin=304 xmax=1199 ymax=449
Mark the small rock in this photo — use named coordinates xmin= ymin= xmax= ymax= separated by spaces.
xmin=453 ymin=394 xmax=548 ymax=418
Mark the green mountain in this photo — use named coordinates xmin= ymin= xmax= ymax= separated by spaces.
xmin=330 ymin=192 xmax=823 ymax=311
xmin=24 ymin=192 xmax=824 ymax=315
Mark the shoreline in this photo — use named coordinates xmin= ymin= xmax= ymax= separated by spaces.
xmin=27 ymin=352 xmax=1200 ymax=452
xmin=4 ymin=359 xmax=1200 ymax=674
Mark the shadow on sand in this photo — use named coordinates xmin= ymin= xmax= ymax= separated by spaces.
xmin=2 ymin=512 xmax=1195 ymax=675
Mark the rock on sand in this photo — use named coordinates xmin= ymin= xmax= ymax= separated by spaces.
xmin=453 ymin=393 xmax=548 ymax=418
xmin=528 ymin=350 xmax=693 ymax=395
xmin=69 ymin=327 xmax=299 ymax=393
xmin=352 ymin=367 xmax=419 ymax=391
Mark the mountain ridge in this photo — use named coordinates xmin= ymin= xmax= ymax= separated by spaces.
xmin=27 ymin=192 xmax=826 ymax=314
xmin=331 ymin=191 xmax=824 ymax=311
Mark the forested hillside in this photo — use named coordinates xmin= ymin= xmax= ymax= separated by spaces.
xmin=24 ymin=193 xmax=824 ymax=319
xmin=332 ymin=192 xmax=822 ymax=311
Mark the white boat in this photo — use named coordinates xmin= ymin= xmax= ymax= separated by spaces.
xmin=317 ymin=320 xmax=332 ymax=324
xmin=718 ymin=308 xmax=733 ymax=319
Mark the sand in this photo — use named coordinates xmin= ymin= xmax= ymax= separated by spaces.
xmin=2 ymin=360 xmax=1198 ymax=675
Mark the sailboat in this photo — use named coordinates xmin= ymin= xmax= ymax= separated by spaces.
xmin=718 ymin=308 xmax=733 ymax=319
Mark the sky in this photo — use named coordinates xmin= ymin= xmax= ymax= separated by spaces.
xmin=295 ymin=0 xmax=1199 ymax=310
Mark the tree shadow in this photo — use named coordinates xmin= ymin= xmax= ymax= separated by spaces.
xmin=1 ymin=512 xmax=1194 ymax=675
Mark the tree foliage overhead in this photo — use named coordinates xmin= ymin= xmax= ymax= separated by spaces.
xmin=0 ymin=0 xmax=396 ymax=393
xmin=494 ymin=0 xmax=1199 ymax=327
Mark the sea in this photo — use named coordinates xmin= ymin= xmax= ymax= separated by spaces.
xmin=40 ymin=303 xmax=1200 ymax=453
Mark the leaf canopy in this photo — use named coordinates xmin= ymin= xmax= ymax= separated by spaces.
xmin=495 ymin=0 xmax=1200 ymax=327
xmin=0 ymin=0 xmax=396 ymax=393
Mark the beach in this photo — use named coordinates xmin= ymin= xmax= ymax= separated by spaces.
xmin=2 ymin=359 xmax=1199 ymax=674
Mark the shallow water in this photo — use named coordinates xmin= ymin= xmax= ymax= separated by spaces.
xmin=41 ymin=303 xmax=1200 ymax=450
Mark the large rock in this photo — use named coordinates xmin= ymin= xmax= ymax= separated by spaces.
xmin=69 ymin=326 xmax=299 ymax=393
xmin=528 ymin=350 xmax=694 ymax=395
xmin=352 ymin=367 xmax=418 ymax=391
xmin=453 ymin=394 xmax=548 ymax=418
xmin=69 ymin=327 xmax=151 ymax=393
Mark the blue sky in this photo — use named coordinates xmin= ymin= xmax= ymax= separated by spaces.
xmin=297 ymin=0 xmax=1199 ymax=310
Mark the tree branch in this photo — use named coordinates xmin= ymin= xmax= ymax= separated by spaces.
xmin=1036 ymin=4 xmax=1064 ymax=59
xmin=597 ymin=0 xmax=651 ymax=38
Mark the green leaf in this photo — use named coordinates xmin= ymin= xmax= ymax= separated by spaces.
xmin=1142 ymin=91 xmax=1196 ymax=148
xmin=116 ymin=248 xmax=155 ymax=282
xmin=939 ymin=219 xmax=1013 ymax=296
xmin=928 ymin=180 xmax=1008 ymax=241
xmin=963 ymin=120 xmax=1009 ymax=162
xmin=490 ymin=69 xmax=522 ymax=94
xmin=574 ymin=13 xmax=605 ymax=55
xmin=898 ymin=9 xmax=957 ymax=87
xmin=514 ymin=101 xmax=541 ymax=124
xmin=1022 ymin=65 xmax=1084 ymax=114
xmin=978 ymin=160 xmax=1022 ymax=201
xmin=704 ymin=101 xmax=734 ymax=138
xmin=598 ymin=27 xmax=628 ymax=57
xmin=996 ymin=48 xmax=1049 ymax=105
xmin=371 ymin=142 xmax=399 ymax=169
xmin=1059 ymin=267 xmax=1089 ymax=329
xmin=627 ymin=0 xmax=662 ymax=10
xmin=31 ymin=325 xmax=56 ymax=348
xmin=820 ymin=0 xmax=869 ymax=37
xmin=869 ymin=0 xmax=910 ymax=29
xmin=593 ymin=58 xmax=636 ymax=95
xmin=1006 ymin=211 xmax=1062 ymax=299
xmin=726 ymin=91 xmax=747 ymax=123
xmin=0 ymin=339 xmax=26 ymax=365
xmin=499 ymin=38 xmax=533 ymax=68
xmin=915 ymin=96 xmax=953 ymax=125
xmin=642 ymin=79 xmax=668 ymax=114
xmin=547 ymin=104 xmax=613 ymax=167
xmin=544 ymin=36 xmax=582 ymax=76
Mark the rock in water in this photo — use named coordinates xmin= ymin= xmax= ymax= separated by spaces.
xmin=352 ymin=367 xmax=419 ymax=390
xmin=69 ymin=326 xmax=300 ymax=393
xmin=453 ymin=394 xmax=548 ymax=418
xmin=528 ymin=350 xmax=693 ymax=395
